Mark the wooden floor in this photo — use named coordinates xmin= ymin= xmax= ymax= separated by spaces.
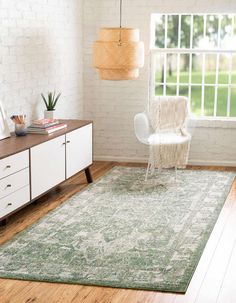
xmin=0 ymin=161 xmax=236 ymax=303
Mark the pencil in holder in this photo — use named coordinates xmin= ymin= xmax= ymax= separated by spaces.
xmin=15 ymin=123 xmax=27 ymax=136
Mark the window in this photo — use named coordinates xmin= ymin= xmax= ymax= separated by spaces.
xmin=151 ymin=14 xmax=236 ymax=117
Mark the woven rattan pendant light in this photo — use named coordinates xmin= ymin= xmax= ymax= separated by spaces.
xmin=93 ymin=0 xmax=144 ymax=80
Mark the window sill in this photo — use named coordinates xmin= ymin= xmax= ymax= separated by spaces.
xmin=188 ymin=116 xmax=236 ymax=129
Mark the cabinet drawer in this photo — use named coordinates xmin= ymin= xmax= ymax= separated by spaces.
xmin=0 ymin=150 xmax=29 ymax=179
xmin=0 ymin=168 xmax=29 ymax=199
xmin=0 ymin=185 xmax=30 ymax=219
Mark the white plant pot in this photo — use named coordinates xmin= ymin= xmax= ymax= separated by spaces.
xmin=44 ymin=110 xmax=56 ymax=119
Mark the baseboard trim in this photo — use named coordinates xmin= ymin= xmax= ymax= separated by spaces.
xmin=94 ymin=155 xmax=148 ymax=164
xmin=94 ymin=155 xmax=236 ymax=167
xmin=187 ymin=159 xmax=236 ymax=167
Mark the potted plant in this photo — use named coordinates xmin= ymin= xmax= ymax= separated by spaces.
xmin=41 ymin=91 xmax=61 ymax=119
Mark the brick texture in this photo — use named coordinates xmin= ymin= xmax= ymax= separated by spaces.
xmin=0 ymin=0 xmax=83 ymax=130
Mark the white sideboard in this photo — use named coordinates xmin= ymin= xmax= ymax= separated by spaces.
xmin=0 ymin=120 xmax=93 ymax=225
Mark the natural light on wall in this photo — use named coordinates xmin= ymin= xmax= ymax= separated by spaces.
xmin=150 ymin=14 xmax=236 ymax=118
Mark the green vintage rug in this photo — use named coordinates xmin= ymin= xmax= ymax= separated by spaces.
xmin=0 ymin=167 xmax=234 ymax=293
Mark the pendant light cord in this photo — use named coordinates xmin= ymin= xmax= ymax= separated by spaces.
xmin=119 ymin=0 xmax=122 ymax=28
xmin=118 ymin=0 xmax=122 ymax=45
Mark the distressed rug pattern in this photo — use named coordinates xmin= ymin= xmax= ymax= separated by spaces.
xmin=0 ymin=167 xmax=234 ymax=292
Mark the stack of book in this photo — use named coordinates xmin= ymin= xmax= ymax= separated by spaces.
xmin=27 ymin=119 xmax=67 ymax=135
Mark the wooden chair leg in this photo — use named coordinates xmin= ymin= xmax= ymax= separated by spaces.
xmin=145 ymin=161 xmax=151 ymax=181
xmin=145 ymin=151 xmax=152 ymax=181
xmin=85 ymin=167 xmax=93 ymax=183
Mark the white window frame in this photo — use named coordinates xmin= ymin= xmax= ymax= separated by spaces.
xmin=150 ymin=13 xmax=236 ymax=119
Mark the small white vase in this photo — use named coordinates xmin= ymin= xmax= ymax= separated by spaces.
xmin=44 ymin=110 xmax=56 ymax=119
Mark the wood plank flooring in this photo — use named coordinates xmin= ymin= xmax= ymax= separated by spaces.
xmin=0 ymin=161 xmax=236 ymax=303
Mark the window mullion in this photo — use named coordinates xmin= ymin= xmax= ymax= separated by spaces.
xmin=152 ymin=48 xmax=236 ymax=54
xmin=227 ymin=54 xmax=232 ymax=117
xmin=176 ymin=15 xmax=181 ymax=96
xmin=178 ymin=15 xmax=181 ymax=48
xmin=163 ymin=53 xmax=167 ymax=96
xmin=227 ymin=16 xmax=234 ymax=117
xmin=164 ymin=15 xmax=168 ymax=48
xmin=188 ymin=15 xmax=194 ymax=111
xmin=155 ymin=82 xmax=236 ymax=87
xmin=201 ymin=54 xmax=206 ymax=116
xmin=163 ymin=15 xmax=168 ymax=96
xmin=217 ymin=14 xmax=221 ymax=48
xmin=214 ymin=16 xmax=222 ymax=117
xmin=150 ymin=53 xmax=156 ymax=100
xmin=214 ymin=54 xmax=220 ymax=117
xmin=177 ymin=54 xmax=180 ymax=96
xmin=201 ymin=15 xmax=207 ymax=116
xmin=188 ymin=54 xmax=192 ymax=103
xmin=190 ymin=15 xmax=193 ymax=49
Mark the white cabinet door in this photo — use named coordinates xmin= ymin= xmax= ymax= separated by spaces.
xmin=31 ymin=135 xmax=66 ymax=199
xmin=66 ymin=123 xmax=92 ymax=178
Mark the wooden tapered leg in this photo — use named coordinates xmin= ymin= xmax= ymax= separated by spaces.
xmin=85 ymin=167 xmax=93 ymax=183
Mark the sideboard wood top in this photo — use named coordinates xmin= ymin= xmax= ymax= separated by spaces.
xmin=0 ymin=119 xmax=92 ymax=160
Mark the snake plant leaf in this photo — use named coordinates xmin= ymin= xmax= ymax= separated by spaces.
xmin=52 ymin=93 xmax=61 ymax=108
xmin=41 ymin=94 xmax=48 ymax=109
xmin=41 ymin=91 xmax=61 ymax=110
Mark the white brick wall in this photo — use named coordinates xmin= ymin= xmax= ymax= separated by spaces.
xmin=0 ymin=0 xmax=83 ymax=130
xmin=83 ymin=0 xmax=236 ymax=166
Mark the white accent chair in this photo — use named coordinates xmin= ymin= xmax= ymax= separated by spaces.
xmin=134 ymin=96 xmax=191 ymax=181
